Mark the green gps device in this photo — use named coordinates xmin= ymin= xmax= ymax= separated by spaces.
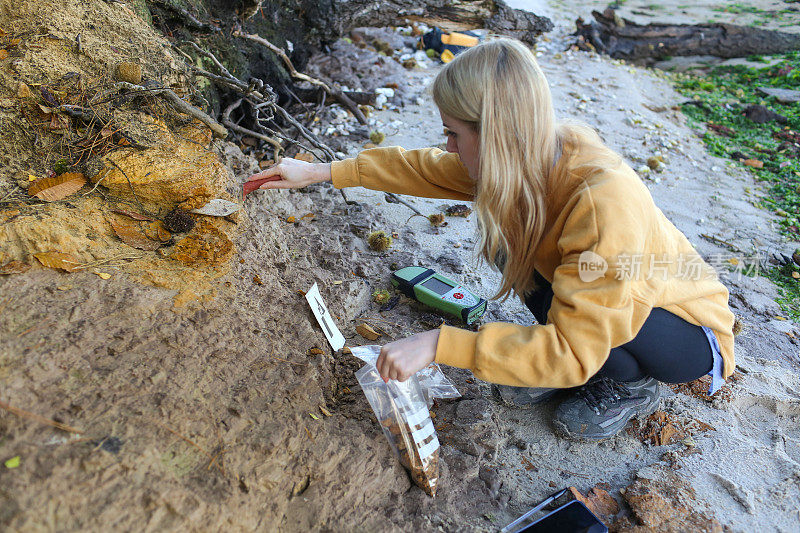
xmin=391 ymin=266 xmax=487 ymax=325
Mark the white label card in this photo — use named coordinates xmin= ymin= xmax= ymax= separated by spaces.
xmin=305 ymin=282 xmax=345 ymax=351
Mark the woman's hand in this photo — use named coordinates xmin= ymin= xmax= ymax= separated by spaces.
xmin=376 ymin=329 xmax=440 ymax=382
xmin=245 ymin=158 xmax=332 ymax=190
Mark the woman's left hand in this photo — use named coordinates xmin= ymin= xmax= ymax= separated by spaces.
xmin=376 ymin=329 xmax=440 ymax=382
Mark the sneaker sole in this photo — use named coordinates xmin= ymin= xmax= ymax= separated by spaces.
xmin=552 ymin=393 xmax=662 ymax=442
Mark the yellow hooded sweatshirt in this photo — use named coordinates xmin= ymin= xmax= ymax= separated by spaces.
xmin=330 ymin=140 xmax=735 ymax=389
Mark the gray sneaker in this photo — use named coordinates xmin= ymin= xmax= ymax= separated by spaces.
xmin=553 ymin=377 xmax=661 ymax=440
xmin=492 ymin=384 xmax=559 ymax=408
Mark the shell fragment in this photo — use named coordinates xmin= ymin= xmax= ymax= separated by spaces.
xmin=190 ymin=199 xmax=240 ymax=217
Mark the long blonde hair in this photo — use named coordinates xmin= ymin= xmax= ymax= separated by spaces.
xmin=432 ymin=38 xmax=612 ymax=300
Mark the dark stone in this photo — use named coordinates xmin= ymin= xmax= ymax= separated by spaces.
xmin=743 ymin=104 xmax=788 ymax=125
xmin=91 ymin=436 xmax=123 ymax=454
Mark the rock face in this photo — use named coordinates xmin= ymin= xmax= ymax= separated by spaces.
xmin=92 ymin=125 xmax=227 ymax=208
xmin=614 ymin=465 xmax=723 ymax=532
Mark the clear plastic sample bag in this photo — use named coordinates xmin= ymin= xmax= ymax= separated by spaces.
xmin=350 ymin=345 xmax=461 ymax=407
xmin=351 ymin=346 xmax=460 ymax=496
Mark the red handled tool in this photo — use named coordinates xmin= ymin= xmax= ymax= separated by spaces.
xmin=243 ymin=175 xmax=282 ymax=198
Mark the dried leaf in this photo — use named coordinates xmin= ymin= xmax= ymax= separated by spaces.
xmin=568 ymin=486 xmax=619 ymax=519
xmin=110 ymin=219 xmax=162 ymax=251
xmin=28 ymin=172 xmax=86 ymax=202
xmin=300 ymin=212 xmax=315 ymax=220
xmin=34 ymin=251 xmax=81 ymax=272
xmin=96 ymin=272 xmax=111 ymax=280
xmin=17 ymin=82 xmax=32 ymax=98
xmin=294 ymin=152 xmax=314 ymax=162
xmin=286 ymin=216 xmax=296 ymax=223
xmin=309 ymin=412 xmax=319 ymax=420
xmin=744 ymin=159 xmax=763 ymax=169
xmin=0 ymin=261 xmax=30 ymax=275
xmin=308 ymin=347 xmax=324 ymax=355
xmin=40 ymin=86 xmax=59 ymax=107
xmin=0 ymin=49 xmax=8 ymax=60
xmin=258 ymin=159 xmax=275 ymax=169
xmin=356 ymin=323 xmax=381 ymax=341
xmin=657 ymin=422 xmax=683 ymax=446
xmin=110 ymin=209 xmax=155 ymax=221
xmin=319 ymin=406 xmax=332 ymax=417
xmin=48 ymin=113 xmax=69 ymax=131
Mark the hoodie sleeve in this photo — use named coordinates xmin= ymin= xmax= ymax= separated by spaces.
xmin=330 ymin=146 xmax=475 ymax=201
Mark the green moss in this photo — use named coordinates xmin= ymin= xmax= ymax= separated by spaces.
xmin=764 ymin=264 xmax=800 ymax=321
xmin=674 ymin=52 xmax=800 ymax=320
xmin=675 ymin=52 xmax=800 ymax=241
xmin=129 ymin=0 xmax=153 ymax=26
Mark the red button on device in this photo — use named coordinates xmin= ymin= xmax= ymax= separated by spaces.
xmin=453 ymin=293 xmax=464 ymax=299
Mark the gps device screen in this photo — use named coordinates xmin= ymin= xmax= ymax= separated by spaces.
xmin=421 ymin=276 xmax=454 ymax=295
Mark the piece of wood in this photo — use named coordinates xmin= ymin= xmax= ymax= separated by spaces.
xmin=324 ymin=0 xmax=553 ymax=45
xmin=292 ymin=87 xmax=375 ymax=107
xmin=574 ymin=7 xmax=800 ymax=63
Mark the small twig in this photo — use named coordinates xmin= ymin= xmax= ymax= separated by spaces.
xmin=222 ymin=98 xmax=282 ymax=156
xmin=234 ymin=30 xmax=367 ymax=124
xmin=700 ymin=233 xmax=743 ymax=253
xmin=116 ymin=81 xmax=227 ymax=138
xmin=151 ymin=0 xmax=220 ymax=33
xmin=73 ymin=254 xmax=143 ymax=270
xmin=384 ymin=192 xmax=423 ymax=216
xmin=561 ymin=469 xmax=591 ymax=479
xmin=181 ymin=41 xmax=236 ymax=80
xmin=234 ymin=30 xmax=330 ymax=92
xmin=15 ymin=319 xmax=51 ymax=338
xmin=406 ymin=213 xmax=428 ymax=224
xmin=82 ymin=168 xmax=109 ymax=197
xmin=0 ymin=297 xmax=10 ymax=315
xmin=340 ymin=189 xmax=355 ymax=205
xmin=106 ymin=158 xmax=154 ymax=219
xmin=273 ymin=104 xmax=337 ymax=161
xmin=0 ymin=400 xmax=84 ymax=434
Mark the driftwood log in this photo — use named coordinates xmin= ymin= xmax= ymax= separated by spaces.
xmin=314 ymin=0 xmax=553 ymax=45
xmin=575 ymin=8 xmax=800 ymax=64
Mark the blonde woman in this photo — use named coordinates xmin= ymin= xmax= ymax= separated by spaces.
xmin=246 ymin=39 xmax=734 ymax=440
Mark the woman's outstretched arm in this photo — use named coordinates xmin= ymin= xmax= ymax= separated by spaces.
xmin=246 ymin=146 xmax=475 ymax=200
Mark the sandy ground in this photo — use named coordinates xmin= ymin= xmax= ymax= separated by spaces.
xmin=1 ymin=1 xmax=799 ymax=531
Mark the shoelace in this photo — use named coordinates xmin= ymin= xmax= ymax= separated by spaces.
xmin=577 ymin=377 xmax=632 ymax=415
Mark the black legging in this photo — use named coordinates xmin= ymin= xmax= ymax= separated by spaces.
xmin=525 ymin=271 xmax=713 ymax=384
